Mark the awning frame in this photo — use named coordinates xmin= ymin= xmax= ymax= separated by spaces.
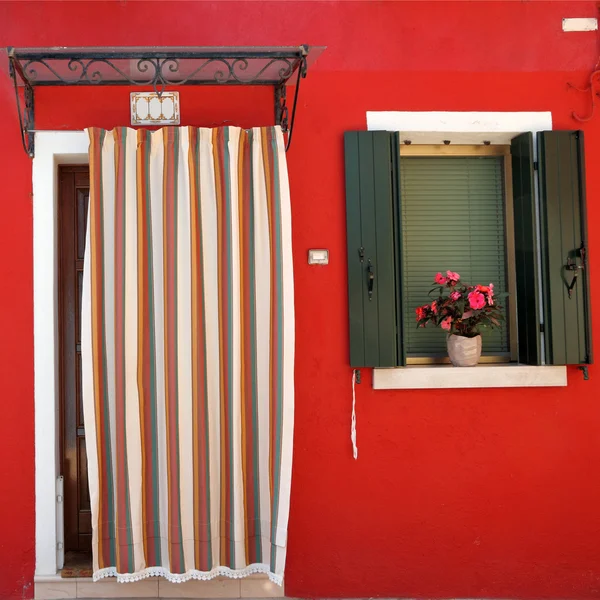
xmin=7 ymin=45 xmax=314 ymax=156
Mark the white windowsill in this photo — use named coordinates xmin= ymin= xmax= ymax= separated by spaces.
xmin=373 ymin=364 xmax=567 ymax=389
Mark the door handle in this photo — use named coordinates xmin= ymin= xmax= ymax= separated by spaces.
xmin=367 ymin=260 xmax=375 ymax=301
xmin=565 ymin=244 xmax=586 ymax=299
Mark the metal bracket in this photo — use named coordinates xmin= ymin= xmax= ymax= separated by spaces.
xmin=274 ymin=84 xmax=289 ymax=134
xmin=367 ymin=259 xmax=375 ymax=301
xmin=568 ymin=70 xmax=600 ymax=122
xmin=565 ymin=242 xmax=586 ymax=299
xmin=275 ymin=48 xmax=308 ymax=152
xmin=579 ymin=365 xmax=590 ymax=380
xmin=8 ymin=51 xmax=35 ymax=157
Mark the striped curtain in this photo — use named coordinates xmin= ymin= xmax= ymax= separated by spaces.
xmin=81 ymin=126 xmax=294 ymax=585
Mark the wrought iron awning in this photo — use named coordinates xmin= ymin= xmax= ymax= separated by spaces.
xmin=7 ymin=45 xmax=323 ymax=156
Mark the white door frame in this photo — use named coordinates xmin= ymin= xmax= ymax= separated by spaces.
xmin=33 ymin=131 xmax=89 ymax=576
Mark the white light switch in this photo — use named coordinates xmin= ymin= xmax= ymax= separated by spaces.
xmin=562 ymin=18 xmax=598 ymax=32
xmin=308 ymin=249 xmax=329 ymax=265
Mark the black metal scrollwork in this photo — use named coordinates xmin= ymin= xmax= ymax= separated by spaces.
xmin=275 ymin=85 xmax=289 ymax=133
xmin=7 ymin=45 xmax=311 ymax=156
xmin=19 ymin=55 xmax=299 ymax=93
xmin=9 ymin=58 xmax=35 ymax=157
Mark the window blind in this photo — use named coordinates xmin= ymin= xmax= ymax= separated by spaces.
xmin=400 ymin=156 xmax=509 ymax=357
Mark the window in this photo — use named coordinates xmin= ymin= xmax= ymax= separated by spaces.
xmin=344 ymin=130 xmax=592 ymax=370
xmin=399 ymin=146 xmax=516 ymax=363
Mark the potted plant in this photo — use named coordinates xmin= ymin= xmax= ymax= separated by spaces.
xmin=415 ymin=271 xmax=505 ymax=367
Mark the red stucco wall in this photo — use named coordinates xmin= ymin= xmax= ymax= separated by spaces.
xmin=2 ymin=2 xmax=600 ymax=599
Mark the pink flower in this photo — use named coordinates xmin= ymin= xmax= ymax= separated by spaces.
xmin=441 ymin=316 xmax=452 ymax=331
xmin=478 ymin=283 xmax=495 ymax=304
xmin=415 ymin=305 xmax=427 ymax=321
xmin=446 ymin=270 xmax=461 ymax=284
xmin=431 ymin=300 xmax=438 ymax=314
xmin=450 ymin=291 xmax=461 ymax=301
xmin=468 ymin=290 xmax=486 ymax=310
xmin=434 ymin=272 xmax=448 ymax=285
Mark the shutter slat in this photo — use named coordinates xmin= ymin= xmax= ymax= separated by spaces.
xmin=538 ymin=130 xmax=592 ymax=365
xmin=344 ymin=131 xmax=402 ymax=367
xmin=540 ymin=134 xmax=568 ymax=361
xmin=357 ymin=133 xmax=382 ymax=362
xmin=373 ymin=133 xmax=400 ymax=365
xmin=344 ymin=132 xmax=366 ymax=367
xmin=511 ymin=132 xmax=541 ymax=365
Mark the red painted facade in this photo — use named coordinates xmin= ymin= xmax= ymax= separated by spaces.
xmin=1 ymin=1 xmax=600 ymax=598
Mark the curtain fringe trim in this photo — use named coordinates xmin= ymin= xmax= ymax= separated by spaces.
xmin=92 ymin=564 xmax=283 ymax=586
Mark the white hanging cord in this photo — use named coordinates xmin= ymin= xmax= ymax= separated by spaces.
xmin=351 ymin=370 xmax=358 ymax=459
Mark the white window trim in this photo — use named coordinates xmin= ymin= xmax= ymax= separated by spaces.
xmin=366 ymin=111 xmax=553 ymax=145
xmin=366 ymin=111 xmax=567 ymax=389
xmin=33 ymin=131 xmax=89 ymax=576
xmin=374 ymin=364 xmax=567 ymax=389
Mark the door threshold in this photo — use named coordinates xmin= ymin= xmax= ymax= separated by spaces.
xmin=35 ymin=574 xmax=93 ymax=582
xmin=34 ymin=572 xmax=285 ymax=599
xmin=60 ymin=550 xmax=92 ymax=579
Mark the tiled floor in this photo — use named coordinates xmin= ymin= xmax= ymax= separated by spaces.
xmin=34 ymin=574 xmax=285 ymax=600
xmin=60 ymin=551 xmax=93 ymax=579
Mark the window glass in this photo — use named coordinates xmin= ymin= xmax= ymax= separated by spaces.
xmin=401 ymin=156 xmax=509 ymax=357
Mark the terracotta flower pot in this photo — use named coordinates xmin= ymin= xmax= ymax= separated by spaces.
xmin=447 ymin=334 xmax=482 ymax=367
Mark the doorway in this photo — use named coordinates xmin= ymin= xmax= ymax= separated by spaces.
xmin=58 ymin=165 xmax=91 ymax=559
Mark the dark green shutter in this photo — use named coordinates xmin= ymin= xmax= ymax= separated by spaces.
xmin=511 ymin=132 xmax=542 ymax=365
xmin=538 ymin=130 xmax=592 ymax=365
xmin=344 ymin=131 xmax=403 ymax=367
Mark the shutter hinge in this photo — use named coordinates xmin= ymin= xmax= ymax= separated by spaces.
xmin=539 ymin=323 xmax=545 ymax=333
xmin=57 ymin=542 xmax=64 ymax=551
xmin=533 ymin=161 xmax=539 ymax=171
xmin=578 ymin=365 xmax=589 ymax=380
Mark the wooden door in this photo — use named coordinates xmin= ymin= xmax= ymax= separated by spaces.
xmin=59 ymin=166 xmax=91 ymax=553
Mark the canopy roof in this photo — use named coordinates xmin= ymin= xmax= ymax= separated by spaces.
xmin=6 ymin=45 xmax=324 ymax=156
